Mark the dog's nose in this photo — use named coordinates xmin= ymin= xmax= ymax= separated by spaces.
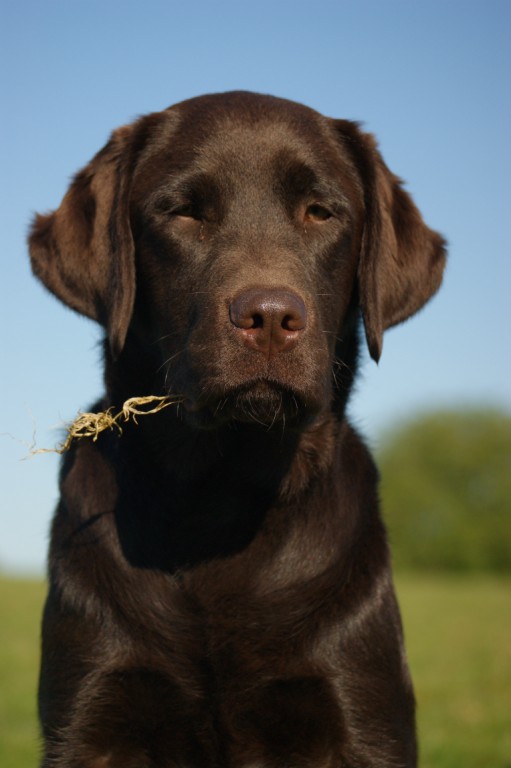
xmin=229 ymin=288 xmax=307 ymax=356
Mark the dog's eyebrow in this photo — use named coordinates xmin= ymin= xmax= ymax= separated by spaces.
xmin=309 ymin=180 xmax=351 ymax=207
xmin=276 ymin=160 xmax=351 ymax=211
xmin=145 ymin=172 xmax=220 ymax=210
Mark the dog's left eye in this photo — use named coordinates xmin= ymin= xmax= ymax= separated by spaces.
xmin=305 ymin=203 xmax=332 ymax=222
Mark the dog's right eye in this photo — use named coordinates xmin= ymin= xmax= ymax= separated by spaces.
xmin=153 ymin=197 xmax=202 ymax=221
xmin=171 ymin=203 xmax=200 ymax=220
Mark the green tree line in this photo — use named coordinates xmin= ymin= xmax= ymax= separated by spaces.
xmin=377 ymin=408 xmax=511 ymax=572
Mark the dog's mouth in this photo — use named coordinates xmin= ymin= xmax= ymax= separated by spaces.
xmin=181 ymin=379 xmax=314 ymax=430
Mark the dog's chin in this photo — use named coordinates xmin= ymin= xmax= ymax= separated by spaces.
xmin=182 ymin=380 xmax=316 ymax=431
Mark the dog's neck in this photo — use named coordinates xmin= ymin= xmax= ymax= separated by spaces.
xmin=96 ymin=334 xmax=351 ymax=572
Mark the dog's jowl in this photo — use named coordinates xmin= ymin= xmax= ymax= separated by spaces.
xmin=30 ymin=92 xmax=445 ymax=767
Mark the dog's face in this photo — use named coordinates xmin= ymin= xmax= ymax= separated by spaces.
xmin=129 ymin=95 xmax=366 ymax=427
xmin=29 ymin=92 xmax=445 ymax=429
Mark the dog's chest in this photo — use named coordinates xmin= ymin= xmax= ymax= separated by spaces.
xmin=104 ymin=571 xmax=344 ymax=765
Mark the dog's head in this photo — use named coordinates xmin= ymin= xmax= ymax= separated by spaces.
xmin=29 ymin=92 xmax=445 ymax=428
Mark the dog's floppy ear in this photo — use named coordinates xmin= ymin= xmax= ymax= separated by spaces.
xmin=336 ymin=121 xmax=446 ymax=362
xmin=29 ymin=125 xmax=136 ymax=358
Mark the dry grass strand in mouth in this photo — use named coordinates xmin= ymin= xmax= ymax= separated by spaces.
xmin=32 ymin=395 xmax=182 ymax=455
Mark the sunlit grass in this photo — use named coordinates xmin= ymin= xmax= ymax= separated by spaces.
xmin=0 ymin=577 xmax=45 ymax=767
xmin=396 ymin=574 xmax=511 ymax=767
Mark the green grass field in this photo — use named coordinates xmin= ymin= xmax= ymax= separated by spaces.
xmin=0 ymin=575 xmax=509 ymax=767
xmin=396 ymin=576 xmax=511 ymax=768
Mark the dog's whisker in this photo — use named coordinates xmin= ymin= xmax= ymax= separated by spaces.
xmin=157 ymin=349 xmax=185 ymax=377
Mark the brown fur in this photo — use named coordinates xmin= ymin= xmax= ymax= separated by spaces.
xmin=29 ymin=92 xmax=445 ymax=767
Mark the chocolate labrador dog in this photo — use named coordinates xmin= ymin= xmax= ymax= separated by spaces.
xmin=30 ymin=91 xmax=445 ymax=767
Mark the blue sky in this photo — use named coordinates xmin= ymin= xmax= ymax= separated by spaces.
xmin=1 ymin=0 xmax=510 ymax=573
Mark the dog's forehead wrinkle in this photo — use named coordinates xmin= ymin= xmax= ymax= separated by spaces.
xmin=143 ymin=113 xmax=338 ymax=183
xmin=198 ymin=122 xmax=340 ymax=184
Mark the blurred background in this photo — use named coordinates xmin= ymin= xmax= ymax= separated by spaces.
xmin=1 ymin=1 xmax=509 ymax=766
